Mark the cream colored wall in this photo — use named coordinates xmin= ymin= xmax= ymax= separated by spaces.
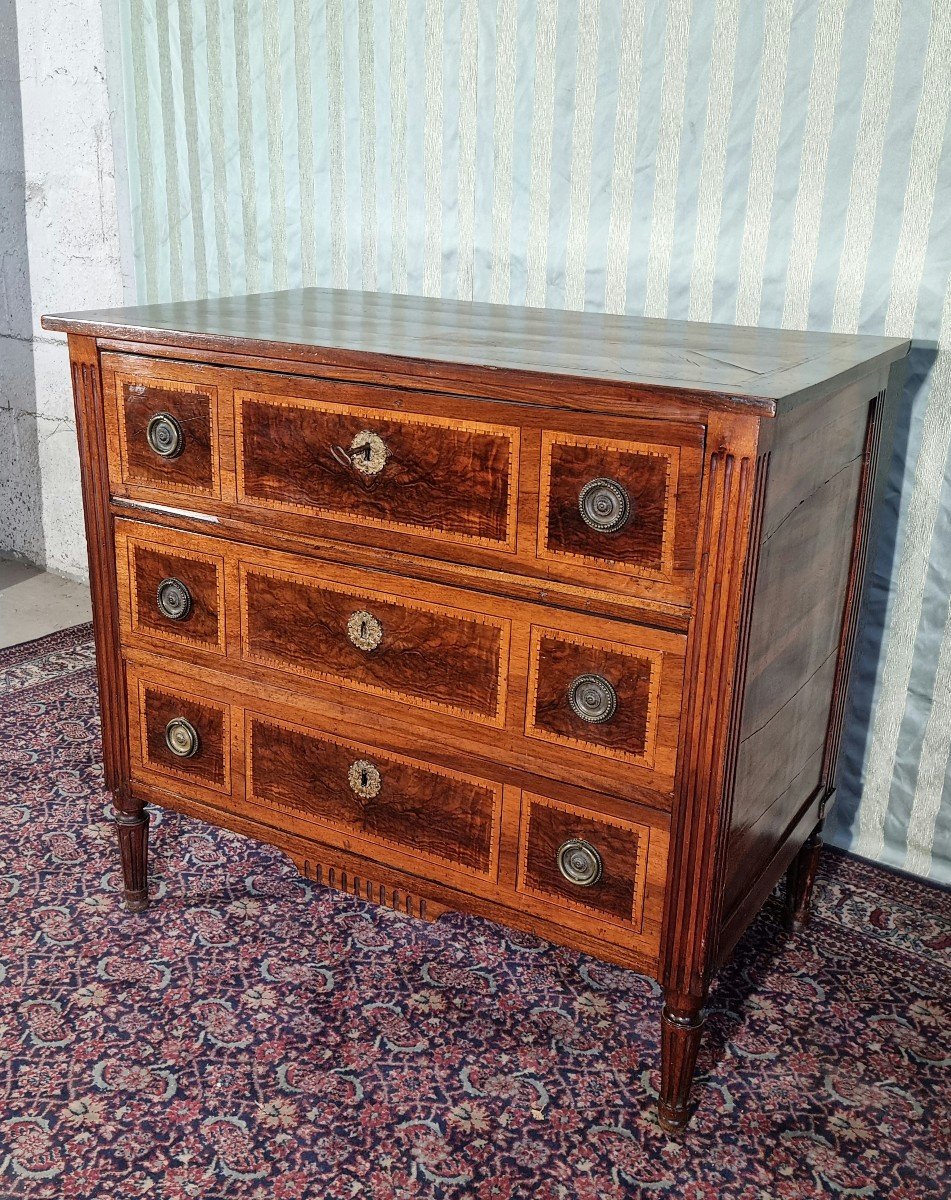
xmin=0 ymin=0 xmax=131 ymax=579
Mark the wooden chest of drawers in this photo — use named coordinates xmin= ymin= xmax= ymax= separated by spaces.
xmin=44 ymin=290 xmax=908 ymax=1131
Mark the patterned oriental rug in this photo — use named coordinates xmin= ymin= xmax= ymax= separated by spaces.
xmin=0 ymin=625 xmax=948 ymax=1199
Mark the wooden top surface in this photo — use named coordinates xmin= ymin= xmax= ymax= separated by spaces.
xmin=44 ymin=287 xmax=908 ymax=414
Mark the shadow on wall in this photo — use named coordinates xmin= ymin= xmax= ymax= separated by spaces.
xmin=0 ymin=0 xmax=44 ymax=569
xmin=832 ymin=339 xmax=940 ymax=846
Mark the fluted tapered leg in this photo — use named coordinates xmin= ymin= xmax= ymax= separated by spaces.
xmin=784 ymin=827 xmax=822 ymax=933
xmin=115 ymin=802 xmax=149 ymax=912
xmin=658 ymin=992 xmax=705 ymax=1133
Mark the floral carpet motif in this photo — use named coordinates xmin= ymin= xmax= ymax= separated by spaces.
xmin=0 ymin=625 xmax=948 ymax=1198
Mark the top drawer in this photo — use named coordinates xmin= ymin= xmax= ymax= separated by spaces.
xmin=102 ymin=353 xmax=703 ymax=608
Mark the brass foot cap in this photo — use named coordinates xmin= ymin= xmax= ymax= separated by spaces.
xmin=657 ymin=1108 xmax=691 ymax=1135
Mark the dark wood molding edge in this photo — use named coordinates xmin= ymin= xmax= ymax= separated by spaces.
xmin=68 ymin=335 xmax=132 ymax=804
xmin=659 ymin=412 xmax=762 ymax=1000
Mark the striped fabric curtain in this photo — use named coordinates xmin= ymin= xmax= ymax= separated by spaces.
xmin=116 ymin=0 xmax=951 ymax=883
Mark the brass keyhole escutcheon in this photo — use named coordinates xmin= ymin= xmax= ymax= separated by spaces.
xmin=165 ymin=717 xmax=199 ymax=759
xmin=578 ymin=477 xmax=631 ymax=533
xmin=348 ymin=759 xmax=381 ymax=799
xmin=557 ymin=839 xmax=603 ymax=887
xmin=349 ymin=430 xmax=388 ymax=476
xmin=347 ymin=609 xmax=383 ymax=652
xmin=146 ymin=412 xmax=185 ymax=459
xmin=567 ymin=674 xmax=618 ymax=724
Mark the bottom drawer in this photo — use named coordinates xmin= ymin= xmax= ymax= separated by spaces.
xmin=126 ymin=661 xmax=668 ymax=960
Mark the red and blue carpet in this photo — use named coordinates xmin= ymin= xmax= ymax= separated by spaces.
xmin=0 ymin=625 xmax=948 ymax=1198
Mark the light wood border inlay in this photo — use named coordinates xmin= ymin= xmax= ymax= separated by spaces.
xmin=246 ymin=710 xmax=503 ymax=881
xmin=237 ymin=561 xmax=511 ymax=727
xmin=113 ymin=371 xmax=221 ymax=498
xmin=234 ymin=390 xmax=521 ymax=551
xmin=525 ymin=625 xmax=664 ymax=769
xmin=517 ymin=792 xmax=652 ymax=932
xmin=537 ymin=431 xmax=679 ymax=578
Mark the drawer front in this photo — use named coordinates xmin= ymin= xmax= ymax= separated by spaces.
xmin=236 ymin=390 xmax=518 ymax=550
xmin=117 ymin=525 xmax=225 ymax=654
xmin=103 ymin=354 xmax=702 ymax=608
xmin=113 ymin=366 xmax=219 ymax=497
xmin=131 ymin=676 xmax=231 ymax=795
xmin=538 ymin=430 xmax=700 ymax=590
xmin=526 ymin=626 xmax=680 ymax=777
xmin=247 ymin=711 xmax=501 ymax=879
xmin=240 ymin=563 xmax=507 ymax=724
xmin=517 ymin=792 xmax=663 ymax=933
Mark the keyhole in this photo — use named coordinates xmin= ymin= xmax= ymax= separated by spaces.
xmin=360 ymin=618 xmax=368 ymax=641
xmin=361 ymin=767 xmax=369 ymax=790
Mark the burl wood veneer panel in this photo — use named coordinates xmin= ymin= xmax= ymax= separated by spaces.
xmin=236 ymin=390 xmax=518 ymax=549
xmin=116 ymin=525 xmax=225 ymax=655
xmin=541 ymin=434 xmax=677 ymax=575
xmin=131 ymin=674 xmax=231 ymax=795
xmin=114 ymin=370 xmax=219 ymax=496
xmin=719 ymin=380 xmax=876 ymax=931
xmin=240 ymin=562 xmax=507 ymax=724
xmin=247 ymin=712 xmax=501 ymax=879
xmin=518 ymin=793 xmax=654 ymax=932
xmin=527 ymin=628 xmax=660 ymax=767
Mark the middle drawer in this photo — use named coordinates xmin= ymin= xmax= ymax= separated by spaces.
xmin=115 ymin=518 xmax=686 ymax=807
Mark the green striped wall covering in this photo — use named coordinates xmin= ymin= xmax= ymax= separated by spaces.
xmin=116 ymin=0 xmax=951 ymax=883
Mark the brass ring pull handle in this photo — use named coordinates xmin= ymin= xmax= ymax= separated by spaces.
xmin=348 ymin=759 xmax=381 ymax=799
xmin=578 ymin=477 xmax=631 ymax=533
xmin=331 ymin=430 xmax=388 ymax=477
xmin=557 ymin=839 xmax=603 ymax=887
xmin=146 ymin=412 xmax=185 ymax=459
xmin=156 ymin=577 xmax=193 ymax=621
xmin=165 ymin=717 xmax=199 ymax=759
xmin=347 ymin=609 xmax=383 ymax=651
xmin=567 ymin=674 xmax=618 ymax=724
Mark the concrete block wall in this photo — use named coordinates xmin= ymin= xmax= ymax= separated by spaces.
xmin=0 ymin=0 xmax=128 ymax=580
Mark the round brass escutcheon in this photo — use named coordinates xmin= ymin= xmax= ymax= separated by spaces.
xmin=578 ymin=477 xmax=631 ymax=533
xmin=567 ymin=673 xmax=618 ymax=724
xmin=349 ymin=430 xmax=388 ymax=476
xmin=146 ymin=412 xmax=185 ymax=459
xmin=156 ymin=577 xmax=193 ymax=621
xmin=557 ymin=839 xmax=603 ymax=887
xmin=348 ymin=759 xmax=382 ymax=799
xmin=347 ymin=609 xmax=384 ymax=652
xmin=165 ymin=717 xmax=199 ymax=759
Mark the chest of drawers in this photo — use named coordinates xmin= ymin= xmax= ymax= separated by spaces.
xmin=44 ymin=289 xmax=908 ymax=1131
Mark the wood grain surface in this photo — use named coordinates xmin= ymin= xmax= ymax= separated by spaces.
xmin=136 ymin=679 xmax=229 ymax=792
xmin=518 ymin=792 xmax=652 ymax=929
xmin=238 ymin=390 xmax=516 ymax=548
xmin=527 ymin=629 xmax=661 ymax=767
xmin=44 ymin=286 xmax=909 ymax=412
xmin=116 ymin=372 xmax=218 ymax=496
xmin=241 ymin=562 xmax=506 ymax=722
xmin=248 ymin=712 xmax=500 ymax=878
xmin=126 ymin=540 xmax=223 ymax=652
xmin=541 ymin=434 xmax=678 ymax=576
